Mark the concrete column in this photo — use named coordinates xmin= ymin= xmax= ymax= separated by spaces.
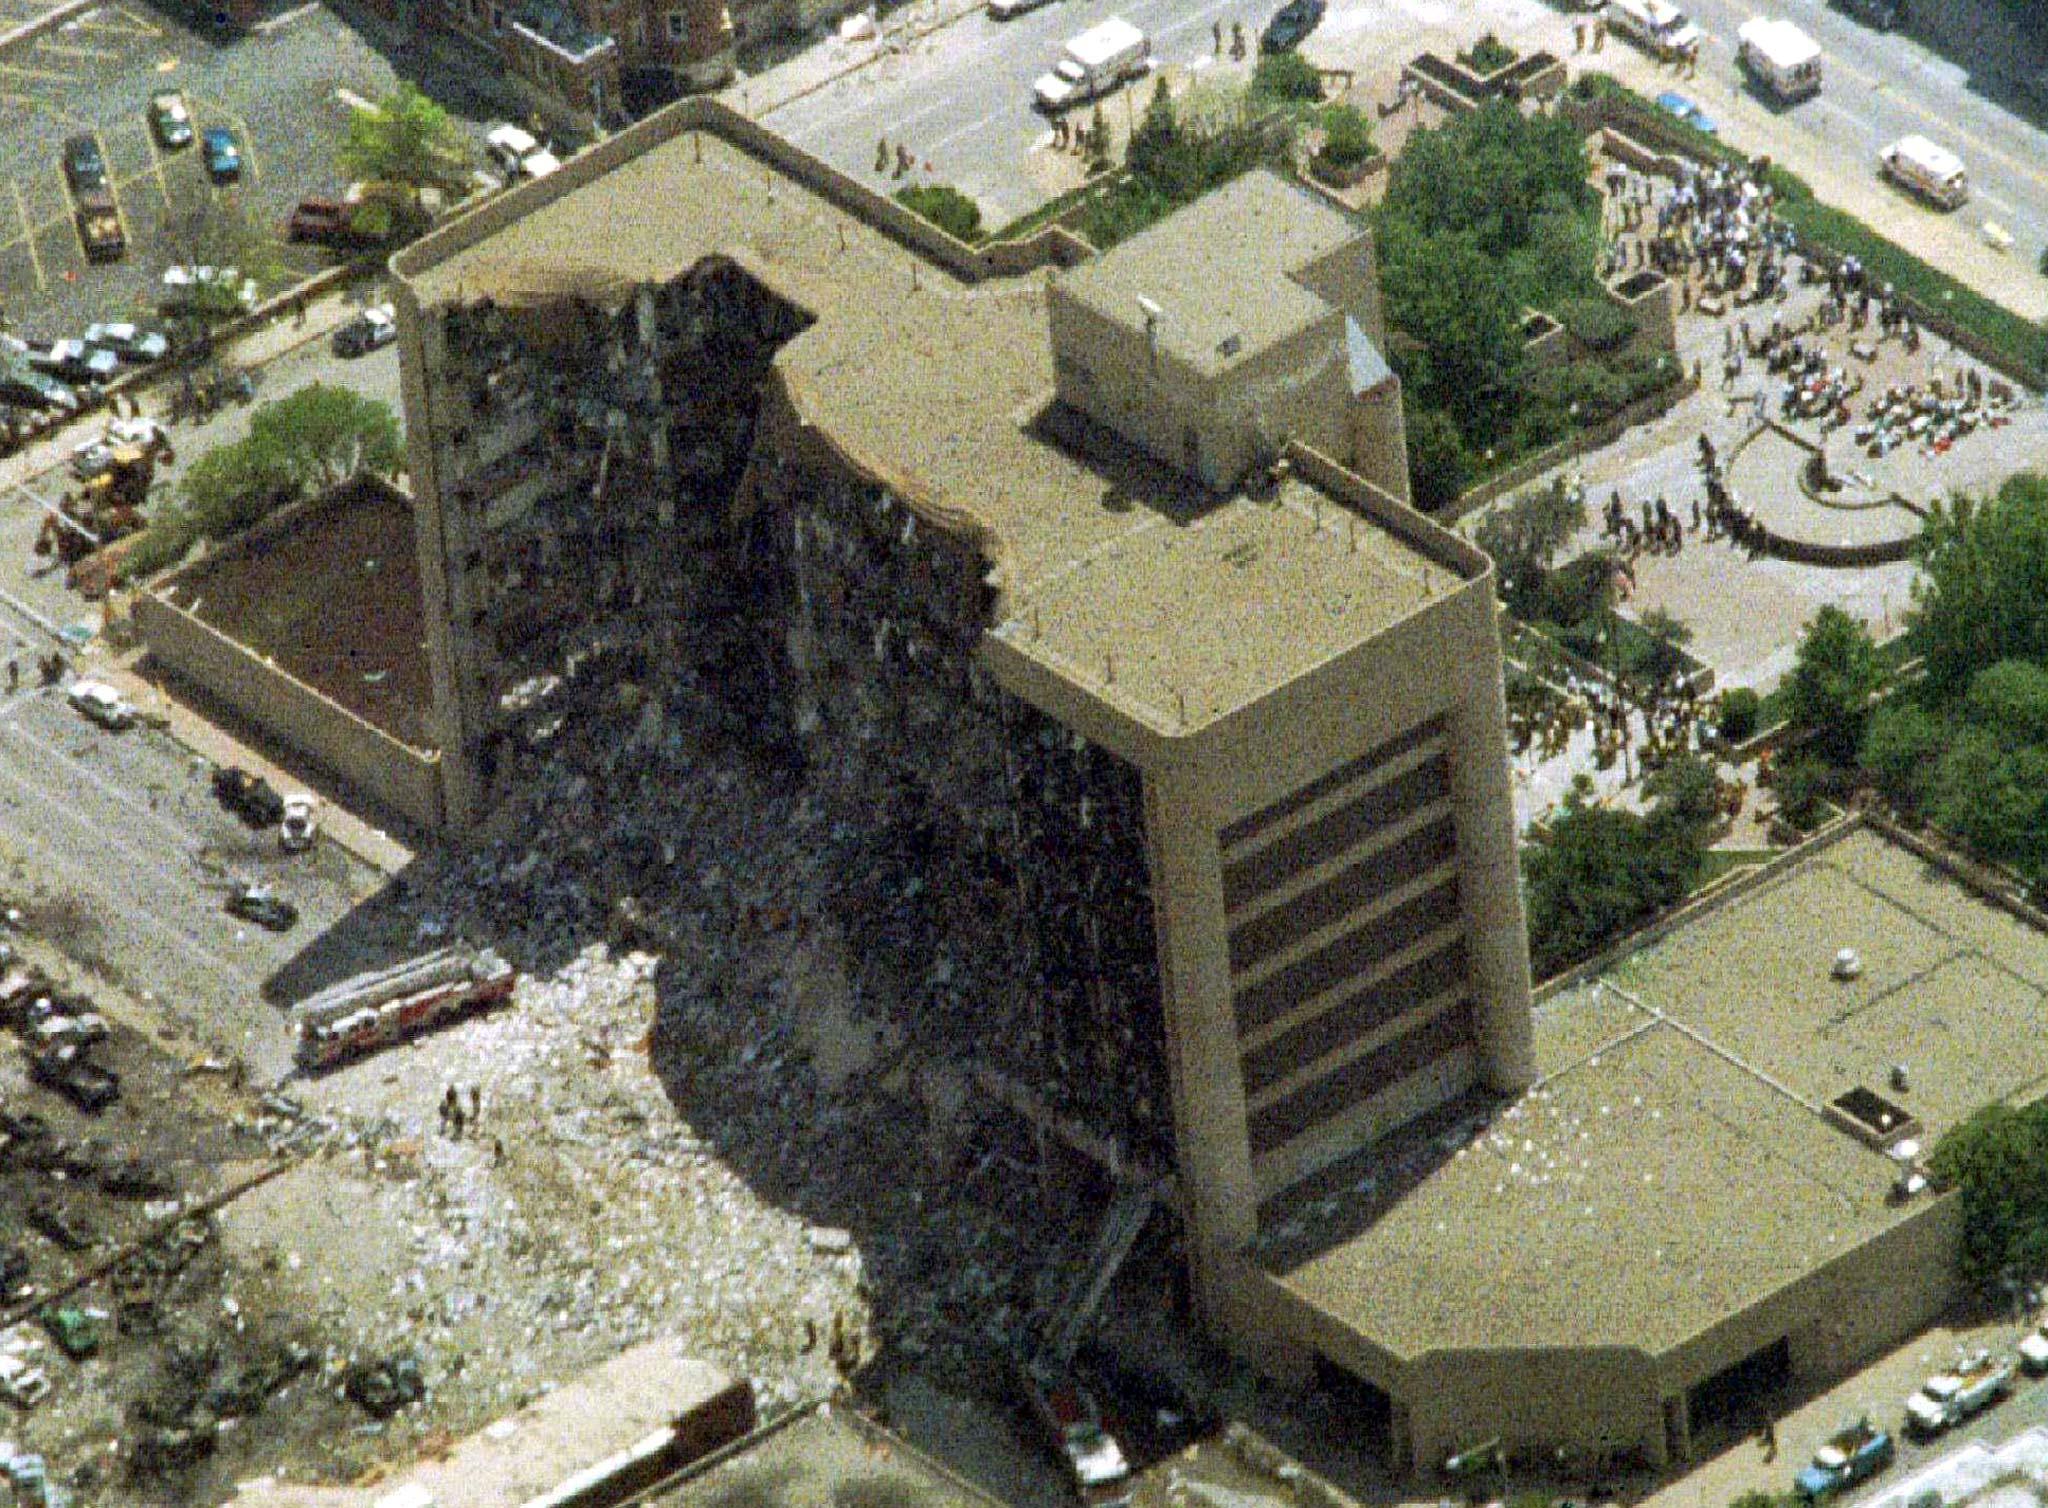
xmin=395 ymin=293 xmax=477 ymax=831
xmin=1140 ymin=761 xmax=1258 ymax=1339
xmin=1443 ymin=592 xmax=1535 ymax=1093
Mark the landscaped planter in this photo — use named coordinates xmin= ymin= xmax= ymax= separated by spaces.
xmin=1308 ymin=148 xmax=1384 ymax=190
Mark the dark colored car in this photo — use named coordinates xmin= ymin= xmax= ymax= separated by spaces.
xmin=213 ymin=764 xmax=285 ymax=826
xmin=29 ymin=1044 xmax=120 ymax=1113
xmin=202 ymin=124 xmax=242 ymax=180
xmin=1831 ymin=0 xmax=1905 ymax=30
xmin=1260 ymin=0 xmax=1324 ymax=53
xmin=61 ymin=132 xmax=107 ymax=195
xmin=226 ymin=883 xmax=297 ymax=932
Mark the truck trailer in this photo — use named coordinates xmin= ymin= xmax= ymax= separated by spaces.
xmin=1033 ymin=18 xmax=1150 ymax=112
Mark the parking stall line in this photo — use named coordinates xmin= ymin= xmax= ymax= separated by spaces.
xmin=142 ymin=128 xmax=170 ymax=209
xmin=8 ymin=177 xmax=46 ymax=288
xmin=34 ymin=38 xmax=120 ymax=57
xmin=0 ymin=58 xmax=74 ymax=82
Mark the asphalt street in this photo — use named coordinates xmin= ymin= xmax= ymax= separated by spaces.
xmin=761 ymin=0 xmax=2048 ymax=262
xmin=0 ymin=677 xmax=381 ymax=1079
xmin=763 ymin=0 xmax=1254 ymax=225
xmin=1663 ymin=0 xmax=2048 ymax=274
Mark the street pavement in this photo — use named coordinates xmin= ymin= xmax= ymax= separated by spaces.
xmin=750 ymin=0 xmax=2048 ymax=317
xmin=0 ymin=674 xmax=382 ymax=1081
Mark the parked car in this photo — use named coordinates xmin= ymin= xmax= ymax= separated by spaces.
xmin=161 ymin=264 xmax=257 ymax=315
xmin=226 ymin=883 xmax=298 ymax=932
xmin=1016 ymin=1362 xmax=1134 ymax=1508
xmin=0 ymin=1351 xmax=51 ymax=1409
xmin=1904 ymin=1350 xmax=2013 ymax=1436
xmin=1260 ymin=0 xmax=1324 ymax=52
xmin=2020 ymin=1322 xmax=2048 ymax=1374
xmin=484 ymin=123 xmax=561 ymax=180
xmin=84 ymin=322 xmax=168 ymax=364
xmin=66 ymin=680 xmax=134 ymax=730
xmin=988 ymin=0 xmax=1054 ymax=20
xmin=214 ymin=765 xmax=285 ymax=825
xmin=29 ymin=1044 xmax=119 ymax=1112
xmin=279 ymin=794 xmax=318 ymax=852
xmin=61 ymin=133 xmax=107 ymax=195
xmin=0 ymin=366 xmax=78 ymax=414
xmin=333 ymin=303 xmax=397 ymax=358
xmin=28 ymin=340 xmax=117 ymax=385
xmin=1654 ymin=90 xmax=1717 ymax=134
xmin=147 ymin=90 xmax=194 ymax=148
xmin=201 ymin=124 xmax=241 ymax=180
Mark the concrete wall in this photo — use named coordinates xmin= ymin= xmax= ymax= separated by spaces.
xmin=135 ymin=590 xmax=444 ymax=831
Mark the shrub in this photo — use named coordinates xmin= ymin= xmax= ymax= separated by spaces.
xmin=1251 ymin=50 xmax=1323 ymax=104
xmin=1404 ymin=407 xmax=1472 ymax=512
xmin=1716 ymin=687 xmax=1762 ymax=744
xmin=1772 ymin=754 xmax=1833 ymax=831
xmin=1458 ymin=32 xmax=1517 ymax=74
xmin=894 ymin=183 xmax=985 ymax=243
xmin=1557 ymin=295 xmax=1635 ymax=353
xmin=1314 ymin=104 xmax=1374 ymax=171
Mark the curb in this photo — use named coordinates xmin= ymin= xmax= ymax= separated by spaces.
xmin=740 ymin=0 xmax=986 ymax=117
xmin=0 ymin=0 xmax=103 ymax=58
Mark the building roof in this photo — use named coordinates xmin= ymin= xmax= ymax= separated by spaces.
xmin=650 ymin=1404 xmax=1007 ymax=1508
xmin=1054 ymin=170 xmax=1365 ymax=378
xmin=395 ymin=107 xmax=1470 ymax=739
xmin=1256 ymin=824 xmax=2048 ymax=1359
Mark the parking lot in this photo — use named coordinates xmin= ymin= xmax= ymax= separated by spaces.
xmin=0 ymin=2 xmax=428 ymax=340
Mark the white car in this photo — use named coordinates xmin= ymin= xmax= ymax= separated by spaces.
xmin=280 ymin=794 xmax=318 ymax=852
xmin=484 ymin=123 xmax=561 ymax=181
xmin=83 ymin=322 xmax=169 ymax=364
xmin=0 ymin=1352 xmax=50 ymax=1409
xmin=333 ymin=303 xmax=397 ymax=358
xmin=2020 ymin=1323 xmax=2048 ymax=1374
xmin=67 ymin=680 xmax=134 ymax=731
xmin=989 ymin=0 xmax=1053 ymax=19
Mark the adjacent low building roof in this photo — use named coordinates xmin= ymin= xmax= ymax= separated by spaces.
xmin=395 ymin=107 xmax=1469 ymax=737
xmin=1257 ymin=823 xmax=2048 ymax=1359
xmin=651 ymin=1404 xmax=1007 ymax=1508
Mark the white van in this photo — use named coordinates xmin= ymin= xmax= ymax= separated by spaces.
xmin=1738 ymin=17 xmax=1822 ymax=101
xmin=1880 ymin=135 xmax=1968 ymax=209
xmin=1607 ymin=0 xmax=1700 ymax=59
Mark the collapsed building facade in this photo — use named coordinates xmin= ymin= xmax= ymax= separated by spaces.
xmin=391 ymin=101 xmax=1535 ymax=1437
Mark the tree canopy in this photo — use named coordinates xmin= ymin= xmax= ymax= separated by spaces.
xmin=1521 ymin=757 xmax=1720 ymax=978
xmin=1786 ymin=605 xmax=1883 ymax=766
xmin=1910 ymin=474 xmax=2048 ymax=699
xmin=339 ymin=84 xmax=476 ymax=197
xmin=1930 ymin=1100 xmax=2048 ymax=1291
xmin=1473 ymin=479 xmax=1586 ymax=620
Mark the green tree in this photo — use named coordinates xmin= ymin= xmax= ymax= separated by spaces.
xmin=1378 ymin=220 xmax=1522 ymax=435
xmin=245 ymin=383 xmax=403 ymax=491
xmin=1473 ymin=479 xmax=1586 ymax=618
xmin=1930 ymin=1101 xmax=2048 ymax=1291
xmin=1786 ymin=605 xmax=1883 ymax=766
xmin=1250 ymin=50 xmax=1322 ymax=104
xmin=1860 ymin=698 xmax=1944 ymax=810
xmin=1911 ymin=474 xmax=2048 ymax=698
xmin=1313 ymin=104 xmax=1374 ymax=172
xmin=1716 ymin=687 xmax=1762 ymax=745
xmin=1521 ymin=759 xmax=1716 ymax=977
xmin=176 ymin=435 xmax=298 ymax=538
xmin=1403 ymin=406 xmax=1472 ymax=513
xmin=340 ymin=84 xmax=476 ymax=197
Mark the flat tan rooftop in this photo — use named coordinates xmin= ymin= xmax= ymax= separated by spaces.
xmin=1258 ymin=824 xmax=2048 ymax=1358
xmin=652 ymin=1404 xmax=1004 ymax=1508
xmin=399 ymin=109 xmax=1465 ymax=734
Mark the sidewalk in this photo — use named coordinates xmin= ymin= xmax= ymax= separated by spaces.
xmin=727 ymin=0 xmax=987 ymax=118
xmin=104 ymin=656 xmax=416 ymax=876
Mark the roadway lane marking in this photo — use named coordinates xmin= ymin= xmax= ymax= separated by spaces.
xmin=8 ymin=176 xmax=46 ymax=288
xmin=0 ymin=714 xmax=233 ymax=855
xmin=893 ymin=94 xmax=960 ymax=133
xmin=1821 ymin=45 xmax=2048 ymax=200
xmin=0 ymin=727 xmax=265 ymax=993
xmin=251 ymin=0 xmax=316 ymax=29
xmin=925 ymin=106 xmax=1011 ymax=152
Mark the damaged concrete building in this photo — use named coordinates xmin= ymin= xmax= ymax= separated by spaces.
xmin=390 ymin=100 xmax=1533 ymax=1407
